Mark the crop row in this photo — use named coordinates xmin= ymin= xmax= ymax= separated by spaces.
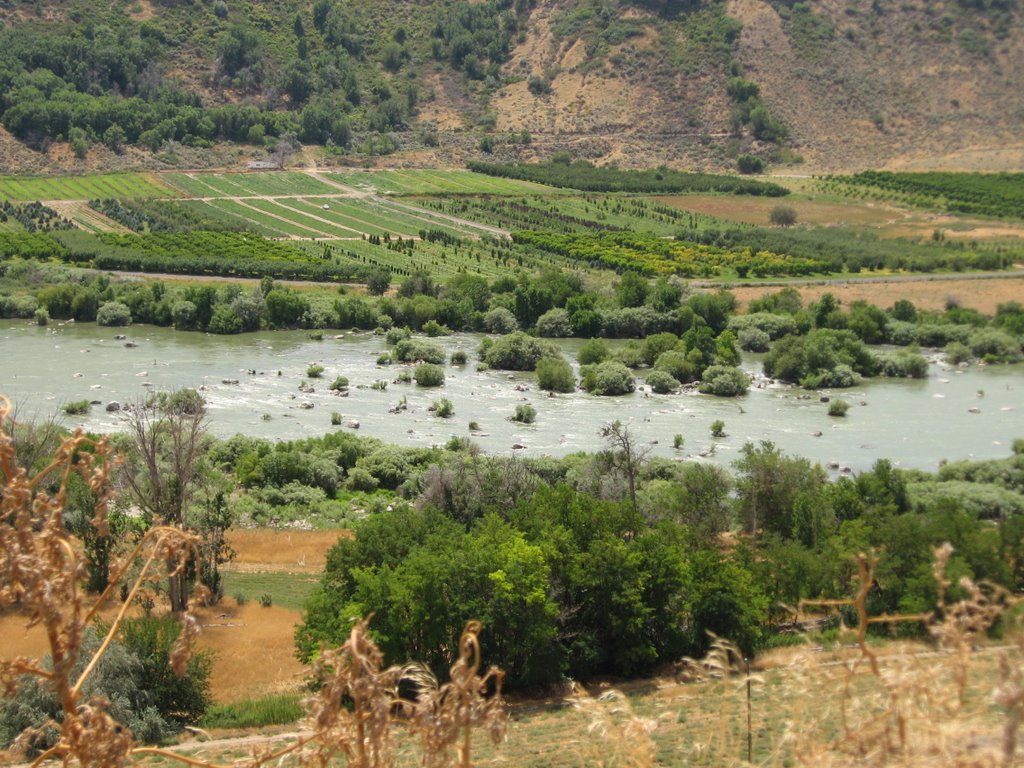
xmin=163 ymin=172 xmax=342 ymax=198
xmin=822 ymin=171 xmax=1024 ymax=220
xmin=677 ymin=224 xmax=1018 ymax=274
xmin=0 ymin=173 xmax=177 ymax=203
xmin=323 ymin=169 xmax=559 ymax=196
xmin=421 ymin=193 xmax=717 ymax=236
xmin=513 ymin=230 xmax=828 ymax=277
xmin=468 ymin=160 xmax=791 ymax=196
xmin=164 ymin=196 xmax=483 ymax=241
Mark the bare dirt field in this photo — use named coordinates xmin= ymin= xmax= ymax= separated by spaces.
xmin=727 ymin=274 xmax=1024 ymax=314
xmin=662 ymin=193 xmax=900 ymax=228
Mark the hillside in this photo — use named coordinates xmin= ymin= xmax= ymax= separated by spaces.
xmin=0 ymin=0 xmax=1021 ymax=172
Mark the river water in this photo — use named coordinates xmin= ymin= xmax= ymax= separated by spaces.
xmin=1 ymin=319 xmax=1021 ymax=473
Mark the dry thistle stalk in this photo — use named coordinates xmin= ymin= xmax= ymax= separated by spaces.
xmin=301 ymin=617 xmax=408 ymax=768
xmin=567 ymin=686 xmax=659 ymax=768
xmin=815 ymin=546 xmax=1020 ymax=768
xmin=0 ymin=395 xmax=198 ymax=767
xmin=410 ymin=620 xmax=507 ymax=768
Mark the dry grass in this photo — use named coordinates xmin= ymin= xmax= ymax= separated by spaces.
xmin=225 ymin=528 xmax=347 ymax=574
xmin=728 ymin=274 xmax=1024 ymax=314
xmin=662 ymin=194 xmax=901 ymax=228
xmin=193 ymin=602 xmax=309 ymax=704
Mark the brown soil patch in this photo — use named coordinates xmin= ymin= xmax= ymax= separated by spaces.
xmin=226 ymin=528 xmax=348 ymax=574
xmin=728 ymin=275 xmax=1024 ymax=315
xmin=661 ymin=194 xmax=899 ymax=228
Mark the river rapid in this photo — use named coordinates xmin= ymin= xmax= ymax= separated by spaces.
xmin=1 ymin=319 xmax=1021 ymax=474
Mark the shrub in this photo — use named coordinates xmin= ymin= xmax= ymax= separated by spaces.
xmin=385 ymin=326 xmax=412 ymax=345
xmin=536 ymin=356 xmax=575 ymax=393
xmin=728 ymin=312 xmax=798 ymax=340
xmin=377 ymin=353 xmax=392 ymax=365
xmin=331 ymin=411 xmax=343 ymax=426
xmin=945 ymin=341 xmax=973 ymax=365
xmin=698 ymin=366 xmax=750 ymax=397
xmin=34 ymin=307 xmax=49 ymax=326
xmin=512 ymin=404 xmax=537 ymax=423
xmin=259 ymin=593 xmax=273 ymax=607
xmin=737 ymin=327 xmax=770 ymax=352
xmin=433 ymin=397 xmax=455 ymax=418
xmin=769 ymin=205 xmax=798 ymax=226
xmin=969 ymin=328 xmax=1022 ymax=363
xmin=483 ymin=307 xmax=518 ymax=334
xmin=654 ymin=350 xmax=700 ymax=383
xmin=423 ymin=319 xmax=450 ymax=337
xmin=874 ymin=351 xmax=929 ymax=378
xmin=307 ymin=364 xmax=325 ymax=378
xmin=646 ymin=370 xmax=680 ymax=394
xmin=737 ymin=154 xmax=764 ymax=174
xmin=63 ymin=400 xmax=91 ymax=416
xmin=577 ymin=338 xmax=610 ymax=365
xmin=673 ymin=433 xmax=685 ymax=449
xmin=580 ymin=360 xmax=635 ymax=396
xmin=536 ymin=308 xmax=572 ymax=337
xmin=346 ymin=466 xmax=380 ymax=491
xmin=330 ymin=376 xmax=350 ymax=391
xmin=96 ymin=301 xmax=132 ymax=327
xmin=414 ymin=363 xmax=445 ymax=387
xmin=828 ymin=400 xmax=850 ymax=417
xmin=800 ymin=363 xmax=860 ymax=389
xmin=393 ymin=338 xmax=446 ymax=364
xmin=468 ymin=421 xmax=480 ymax=431
xmin=484 ymin=332 xmax=558 ymax=371
xmin=710 ymin=419 xmax=726 ymax=438
xmin=119 ymin=615 xmax=213 ymax=727
xmin=451 ymin=350 xmax=468 ymax=365
xmin=234 ymin=592 xmax=248 ymax=606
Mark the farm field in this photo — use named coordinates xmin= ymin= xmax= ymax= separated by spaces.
xmin=0 ymin=173 xmax=177 ymax=202
xmin=323 ymin=168 xmax=565 ymax=196
xmin=163 ymin=172 xmax=345 ymax=198
xmin=727 ymin=272 xmax=1024 ymax=314
xmin=420 ymin=194 xmax=705 ymax=236
xmin=663 ymin=192 xmax=1024 ymax=243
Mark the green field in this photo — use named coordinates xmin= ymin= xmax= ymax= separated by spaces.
xmin=0 ymin=173 xmax=178 ymax=202
xmin=324 ymin=169 xmax=565 ymax=196
xmin=176 ymin=196 xmax=494 ymax=241
xmin=164 ymin=172 xmax=342 ymax=198
xmin=820 ymin=171 xmax=1024 ymax=220
xmin=221 ymin=571 xmax=319 ymax=611
xmin=418 ymin=193 xmax=720 ymax=236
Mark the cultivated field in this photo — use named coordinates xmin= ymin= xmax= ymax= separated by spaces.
xmin=0 ymin=172 xmax=177 ymax=202
xmin=323 ymin=169 xmax=565 ymax=196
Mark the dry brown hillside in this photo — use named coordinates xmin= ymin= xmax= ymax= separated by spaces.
xmin=481 ymin=0 xmax=1024 ymax=172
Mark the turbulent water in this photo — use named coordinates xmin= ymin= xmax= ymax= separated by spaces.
xmin=1 ymin=319 xmax=1021 ymax=473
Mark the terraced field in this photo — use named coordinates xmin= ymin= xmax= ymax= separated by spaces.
xmin=0 ymin=173 xmax=177 ymax=202
xmin=323 ymin=169 xmax=565 ymax=196
xmin=163 ymin=172 xmax=344 ymax=198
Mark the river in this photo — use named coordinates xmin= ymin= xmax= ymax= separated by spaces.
xmin=1 ymin=319 xmax=1021 ymax=474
